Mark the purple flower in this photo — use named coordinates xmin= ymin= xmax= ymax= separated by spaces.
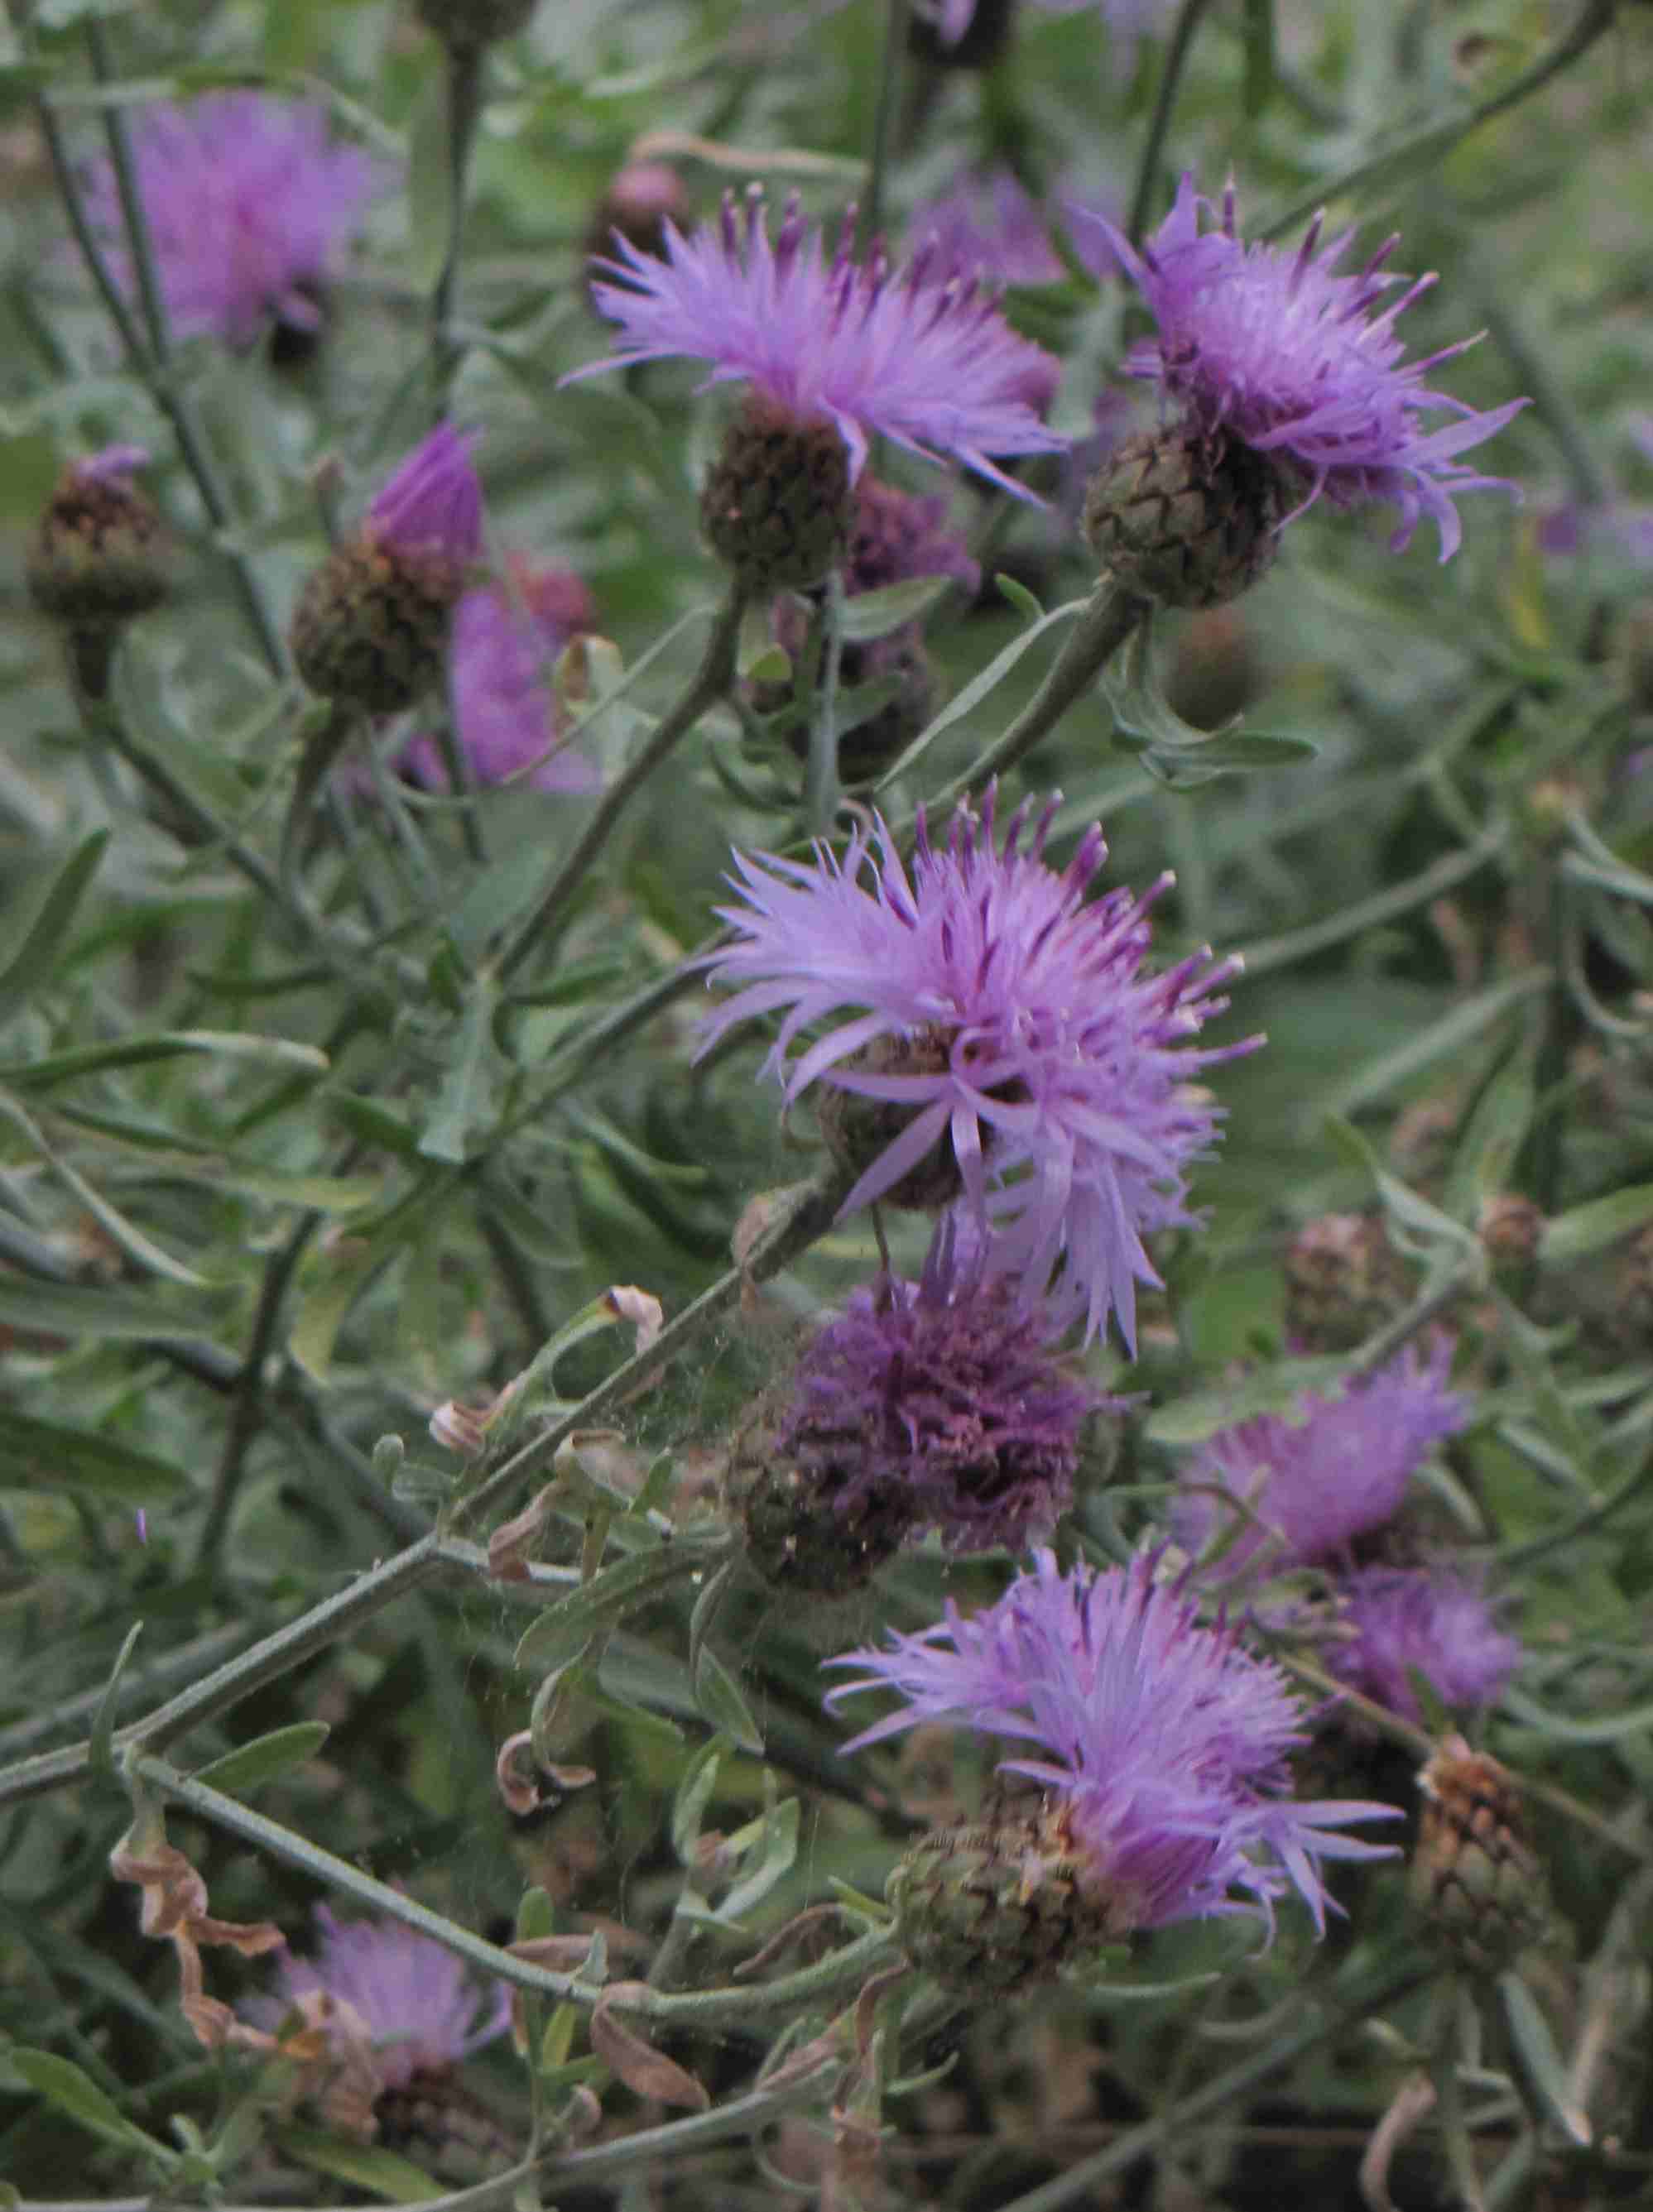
xmin=776 ymin=1215 xmax=1108 ymax=1551
xmin=828 ymin=1549 xmax=1399 ymax=1933
xmin=1176 ymin=1336 xmax=1468 ymax=1573
xmin=254 ymin=1907 xmax=509 ymax=2090
xmin=368 ymin=424 xmax=484 ymax=564
xmin=401 ymin=559 xmax=598 ymax=794
xmin=565 ymin=186 xmax=1067 ymax=497
xmin=908 ymin=168 xmax=1121 ymax=292
xmin=1327 ymin=1567 xmax=1521 ymax=1722
xmin=699 ymin=787 xmax=1252 ymax=1350
xmin=73 ymin=444 xmax=152 ymax=488
xmin=1077 ymin=174 xmax=1528 ymax=559
xmin=920 ymin=0 xmax=1172 ymax=50
xmin=80 ymin=94 xmax=386 ymax=349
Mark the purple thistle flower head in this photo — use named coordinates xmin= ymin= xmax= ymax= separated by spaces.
xmin=80 ymin=95 xmax=387 ymax=350
xmin=1177 ymin=1335 xmax=1468 ymax=1573
xmin=827 ymin=1550 xmax=1400 ymax=1934
xmin=776 ymin=1214 xmax=1109 ymax=1551
xmin=368 ymin=424 xmax=484 ymax=565
xmin=1328 ymin=1567 xmax=1521 ymax=1723
xmin=71 ymin=444 xmax=152 ymax=489
xmin=909 ymin=170 xmax=1069 ymax=290
xmin=699 ymin=786 xmax=1255 ymax=1351
xmin=401 ymin=559 xmax=598 ymax=795
xmin=922 ymin=0 xmax=1173 ymax=51
xmin=1075 ymin=174 xmax=1529 ymax=559
xmin=254 ymin=1907 xmax=509 ymax=2090
xmin=565 ymin=186 xmax=1067 ymax=499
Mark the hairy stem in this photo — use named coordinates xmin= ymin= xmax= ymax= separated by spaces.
xmin=430 ymin=40 xmax=486 ymax=410
xmin=1127 ymin=0 xmax=1219 ymax=246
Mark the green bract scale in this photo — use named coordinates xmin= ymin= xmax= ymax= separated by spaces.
xmin=701 ymin=398 xmax=854 ymax=593
xmin=290 ymin=530 xmax=468 ymax=717
xmin=887 ymin=1812 xmax=1127 ymax=1995
xmin=1083 ymin=425 xmax=1289 ymax=609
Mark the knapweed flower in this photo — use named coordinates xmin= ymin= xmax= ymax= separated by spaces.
xmin=400 ymin=559 xmax=598 ymax=794
xmin=1176 ymin=1335 xmax=1468 ymax=1573
xmin=566 ymin=185 xmax=1066 ymax=589
xmin=700 ymin=787 xmax=1252 ymax=1350
xmin=28 ymin=445 xmax=171 ymax=699
xmin=773 ymin=1215 xmax=1108 ymax=1552
xmin=80 ymin=95 xmax=385 ymax=351
xmin=254 ymin=1907 xmax=509 ymax=2094
xmin=1327 ymin=1567 xmax=1521 ymax=1722
xmin=828 ymin=1549 xmax=1399 ymax=1936
xmin=291 ymin=425 xmax=483 ymax=714
xmin=1078 ymin=174 xmax=1527 ymax=560
xmin=915 ymin=0 xmax=1172 ymax=58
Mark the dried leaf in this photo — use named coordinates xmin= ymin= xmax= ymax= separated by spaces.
xmin=590 ymin=1985 xmax=709 ymax=2109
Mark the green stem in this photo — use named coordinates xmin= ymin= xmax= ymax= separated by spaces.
xmin=496 ymin=586 xmax=748 ymax=983
xmin=994 ymin=1954 xmax=1436 ymax=2212
xmin=1476 ymin=285 xmax=1610 ymax=513
xmin=193 ymin=1206 xmax=328 ymax=1574
xmin=1260 ymin=0 xmax=1620 ymax=243
xmin=430 ymin=41 xmax=486 ymax=410
xmin=1127 ymin=0 xmax=1219 ymax=246
xmin=83 ymin=17 xmax=171 ymax=363
xmin=931 ymin=580 xmax=1147 ymax=808
xmin=1237 ymin=824 xmax=1507 ymax=981
xmin=35 ymin=31 xmax=291 ymax=679
xmin=863 ymin=0 xmax=911 ymax=244
xmin=805 ymin=574 xmax=845 ymax=834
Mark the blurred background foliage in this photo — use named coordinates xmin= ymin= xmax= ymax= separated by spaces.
xmin=2 ymin=0 xmax=1653 ymax=2205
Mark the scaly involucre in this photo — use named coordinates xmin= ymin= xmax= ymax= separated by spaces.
xmin=1329 ymin=1567 xmax=1521 ymax=1721
xmin=1078 ymin=174 xmax=1528 ymax=558
xmin=700 ymin=788 xmax=1252 ymax=1350
xmin=827 ymin=1551 xmax=1399 ymax=1931
xmin=81 ymin=94 xmax=386 ymax=348
xmin=256 ymin=1908 xmax=509 ymax=2088
xmin=1177 ymin=1335 xmax=1468 ymax=1571
xmin=776 ymin=1216 xmax=1107 ymax=1551
xmin=568 ymin=186 xmax=1067 ymax=497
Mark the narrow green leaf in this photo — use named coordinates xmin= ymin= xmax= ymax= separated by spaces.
xmin=716 ymin=1791 xmax=800 ymax=1924
xmin=1443 ymin=1048 xmax=1535 ymax=1226
xmin=0 ymin=828 xmax=108 ymax=1027
xmin=834 ymin=575 xmax=954 ymax=644
xmin=1540 ymin=1183 xmax=1653 ymax=1266
xmin=1314 ymin=973 xmax=1548 ymax=1122
xmin=693 ymin=1644 xmax=764 ymax=1756
xmin=1497 ymin=1974 xmax=1592 ymax=2145
xmin=514 ymin=1543 xmax=715 ymax=1673
xmin=89 ymin=1620 xmax=145 ymax=1779
xmin=419 ymin=983 xmax=499 ymax=1164
xmin=1500 ymin=1687 xmax=1653 ymax=1745
xmin=0 ymin=1085 xmax=207 ymax=1286
xmin=191 ymin=1722 xmax=330 ymax=1796
xmin=0 ymin=1029 xmax=329 ymax=1089
xmin=9 ymin=2051 xmax=172 ymax=2164
xmin=995 ymin=573 xmax=1044 ymax=621
xmin=0 ymin=1279 xmax=230 ymax=1342
xmin=516 ymin=1884 xmax=555 ymax=1943
xmin=670 ymin=1739 xmax=723 ymax=1861
xmin=403 ymin=69 xmax=453 ymax=295
xmin=872 ymin=597 xmax=1088 ymax=792
xmin=0 ymin=1408 xmax=190 ymax=1504
xmin=275 ymin=2128 xmax=444 ymax=2203
xmin=1144 ymin=1354 xmax=1351 ymax=1446
xmin=326 ymin=1093 xmax=426 ymax=1159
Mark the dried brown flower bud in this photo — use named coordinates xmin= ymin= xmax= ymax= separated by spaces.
xmin=1410 ymin=1735 xmax=1549 ymax=1973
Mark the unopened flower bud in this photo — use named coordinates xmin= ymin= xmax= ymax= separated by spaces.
xmin=1283 ymin=1212 xmax=1410 ymax=1353
xmin=701 ymin=396 xmax=853 ymax=593
xmin=887 ymin=1811 xmax=1126 ymax=1995
xmin=290 ymin=425 xmax=483 ymax=716
xmin=1084 ymin=425 xmax=1290 ymax=609
xmin=413 ymin=0 xmax=537 ymax=50
xmin=1410 ymin=1735 xmax=1549 ymax=1974
xmin=908 ymin=0 xmax=1016 ymax=69
xmin=1477 ymin=1192 xmax=1545 ymax=1275
xmin=589 ymin=161 xmax=690 ymax=263
xmin=28 ymin=448 xmax=169 ymax=694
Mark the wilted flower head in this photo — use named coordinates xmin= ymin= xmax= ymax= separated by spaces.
xmin=700 ymin=786 xmax=1252 ymax=1349
xmin=401 ymin=559 xmax=598 ymax=794
xmin=1078 ymin=174 xmax=1528 ymax=558
xmin=828 ymin=1549 xmax=1399 ymax=1932
xmin=1328 ymin=1567 xmax=1521 ymax=1722
xmin=567 ymin=185 xmax=1066 ymax=497
xmin=255 ymin=1907 xmax=509 ymax=2090
xmin=81 ymin=94 xmax=385 ymax=349
xmin=1177 ymin=1335 xmax=1468 ymax=1572
xmin=775 ymin=1215 xmax=1108 ymax=1551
